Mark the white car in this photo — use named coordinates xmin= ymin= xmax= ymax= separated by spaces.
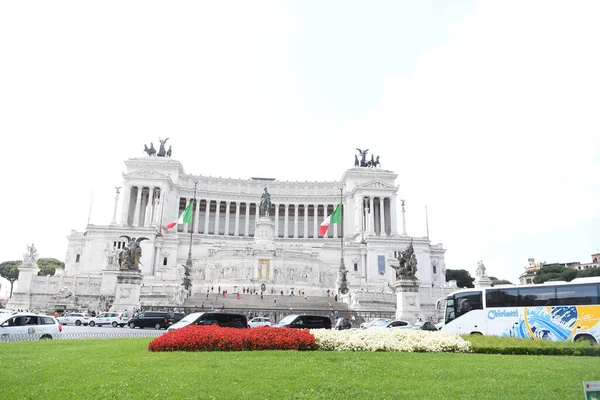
xmin=248 ymin=317 xmax=271 ymax=328
xmin=0 ymin=313 xmax=62 ymax=339
xmin=360 ymin=318 xmax=387 ymax=329
xmin=167 ymin=312 xmax=205 ymax=332
xmin=58 ymin=312 xmax=91 ymax=326
xmin=369 ymin=320 xmax=413 ymax=329
xmin=89 ymin=312 xmax=128 ymax=327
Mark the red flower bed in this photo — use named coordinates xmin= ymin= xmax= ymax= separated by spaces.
xmin=148 ymin=325 xmax=317 ymax=352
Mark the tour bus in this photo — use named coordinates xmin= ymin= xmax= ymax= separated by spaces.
xmin=441 ymin=277 xmax=600 ymax=344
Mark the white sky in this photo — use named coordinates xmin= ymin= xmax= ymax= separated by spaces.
xmin=1 ymin=1 xmax=599 ymax=285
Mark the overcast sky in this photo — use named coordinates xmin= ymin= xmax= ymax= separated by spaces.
xmin=1 ymin=1 xmax=599 ymax=286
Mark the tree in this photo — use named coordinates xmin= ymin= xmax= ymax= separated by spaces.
xmin=532 ymin=265 xmax=578 ymax=283
xmin=577 ymin=268 xmax=600 ymax=278
xmin=0 ymin=261 xmax=21 ymax=298
xmin=37 ymin=258 xmax=65 ymax=276
xmin=446 ymin=269 xmax=475 ymax=288
xmin=491 ymin=279 xmax=513 ymax=286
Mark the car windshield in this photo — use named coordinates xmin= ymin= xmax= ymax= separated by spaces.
xmin=180 ymin=313 xmax=203 ymax=324
xmin=372 ymin=320 xmax=390 ymax=327
xmin=278 ymin=315 xmax=297 ymax=325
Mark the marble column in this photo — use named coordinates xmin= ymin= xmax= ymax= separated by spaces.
xmin=379 ymin=197 xmax=386 ymax=237
xmin=132 ymin=187 xmax=143 ymax=227
xmin=120 ymin=185 xmax=131 ymax=225
xmin=303 ymin=204 xmax=309 ymax=239
xmin=244 ymin=202 xmax=250 ymax=237
xmin=274 ymin=203 xmax=279 ymax=237
xmin=144 ymin=186 xmax=155 ymax=227
xmin=391 ymin=195 xmax=398 ymax=235
xmin=224 ymin=201 xmax=231 ymax=235
xmin=293 ymin=204 xmax=299 ymax=238
xmin=194 ymin=197 xmax=201 ymax=233
xmin=313 ymin=204 xmax=318 ymax=238
xmin=284 ymin=204 xmax=289 ymax=238
xmin=214 ymin=200 xmax=221 ymax=235
xmin=234 ymin=201 xmax=240 ymax=236
xmin=322 ymin=204 xmax=328 ymax=237
xmin=204 ymin=199 xmax=211 ymax=235
xmin=369 ymin=197 xmax=375 ymax=234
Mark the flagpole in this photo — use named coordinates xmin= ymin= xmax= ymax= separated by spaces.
xmin=337 ymin=187 xmax=349 ymax=295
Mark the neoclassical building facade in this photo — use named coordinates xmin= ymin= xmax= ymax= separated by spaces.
xmin=11 ymin=154 xmax=451 ymax=314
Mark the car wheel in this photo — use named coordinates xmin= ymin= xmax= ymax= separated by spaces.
xmin=89 ymin=321 xmax=95 ymax=327
xmin=112 ymin=321 xmax=118 ymax=328
xmin=129 ymin=322 xmax=135 ymax=329
xmin=40 ymin=334 xmax=52 ymax=340
xmin=154 ymin=323 xmax=161 ymax=330
xmin=97 ymin=324 xmax=102 ymax=327
xmin=75 ymin=320 xmax=81 ymax=326
xmin=120 ymin=324 xmax=125 ymax=328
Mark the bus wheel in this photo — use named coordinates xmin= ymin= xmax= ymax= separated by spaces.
xmin=574 ymin=334 xmax=597 ymax=345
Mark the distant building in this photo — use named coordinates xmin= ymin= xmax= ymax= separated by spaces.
xmin=518 ymin=253 xmax=600 ymax=284
xmin=518 ymin=258 xmax=543 ymax=285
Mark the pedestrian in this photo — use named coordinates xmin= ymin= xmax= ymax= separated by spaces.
xmin=221 ymin=303 xmax=225 ymax=310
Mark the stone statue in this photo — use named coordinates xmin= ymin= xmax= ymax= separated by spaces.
xmin=174 ymin=285 xmax=187 ymax=305
xmin=157 ymin=137 xmax=169 ymax=157
xmin=391 ymin=241 xmax=418 ymax=280
xmin=117 ymin=236 xmax=149 ymax=270
xmin=354 ymin=154 xmax=359 ymax=167
xmin=23 ymin=244 xmax=39 ymax=264
xmin=259 ymin=187 xmax=272 ymax=217
xmin=475 ymin=260 xmax=487 ymax=278
xmin=356 ymin=148 xmax=369 ymax=167
xmin=167 ymin=145 xmax=172 ymax=157
xmin=372 ymin=155 xmax=381 ymax=167
xmin=143 ymin=143 xmax=156 ymax=156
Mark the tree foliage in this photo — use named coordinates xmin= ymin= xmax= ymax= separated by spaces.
xmin=0 ymin=261 xmax=21 ymax=298
xmin=491 ymin=279 xmax=513 ymax=286
xmin=37 ymin=258 xmax=65 ymax=276
xmin=446 ymin=269 xmax=475 ymax=288
xmin=533 ymin=265 xmax=576 ymax=284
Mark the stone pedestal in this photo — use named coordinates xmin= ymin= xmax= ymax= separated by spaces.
xmin=395 ymin=278 xmax=421 ymax=322
xmin=6 ymin=260 xmax=39 ymax=311
xmin=474 ymin=276 xmax=493 ymax=288
xmin=254 ymin=217 xmax=275 ymax=248
xmin=110 ymin=270 xmax=143 ymax=317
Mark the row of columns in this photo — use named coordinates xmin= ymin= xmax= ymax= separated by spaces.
xmin=178 ymin=199 xmax=341 ymax=238
xmin=359 ymin=195 xmax=397 ymax=237
xmin=121 ymin=185 xmax=165 ymax=227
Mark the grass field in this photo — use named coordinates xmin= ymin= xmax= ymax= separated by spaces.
xmin=0 ymin=338 xmax=599 ymax=399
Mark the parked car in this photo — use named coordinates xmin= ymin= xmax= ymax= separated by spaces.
xmin=334 ymin=318 xmax=352 ymax=330
xmin=273 ymin=314 xmax=332 ymax=329
xmin=369 ymin=320 xmax=412 ymax=329
xmin=248 ymin=317 xmax=271 ymax=328
xmin=128 ymin=311 xmax=173 ymax=330
xmin=167 ymin=312 xmax=249 ymax=332
xmin=170 ymin=313 xmax=185 ymax=324
xmin=360 ymin=318 xmax=387 ymax=329
xmin=89 ymin=312 xmax=128 ymax=327
xmin=58 ymin=312 xmax=91 ymax=326
xmin=0 ymin=313 xmax=62 ymax=339
xmin=419 ymin=322 xmax=438 ymax=331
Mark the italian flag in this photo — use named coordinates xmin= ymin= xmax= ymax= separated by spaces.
xmin=320 ymin=204 xmax=341 ymax=236
xmin=165 ymin=202 xmax=193 ymax=230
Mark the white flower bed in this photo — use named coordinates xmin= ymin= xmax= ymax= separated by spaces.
xmin=310 ymin=329 xmax=471 ymax=353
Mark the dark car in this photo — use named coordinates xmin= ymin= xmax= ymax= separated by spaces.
xmin=170 ymin=313 xmax=185 ymax=324
xmin=128 ymin=311 xmax=172 ymax=330
xmin=167 ymin=312 xmax=248 ymax=332
xmin=419 ymin=322 xmax=438 ymax=331
xmin=274 ymin=314 xmax=331 ymax=329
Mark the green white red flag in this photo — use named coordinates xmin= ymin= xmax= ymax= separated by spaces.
xmin=320 ymin=204 xmax=341 ymax=236
xmin=165 ymin=202 xmax=193 ymax=230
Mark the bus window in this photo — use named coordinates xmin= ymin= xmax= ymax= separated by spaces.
xmin=555 ymin=284 xmax=599 ymax=305
xmin=445 ymin=298 xmax=455 ymax=324
xmin=454 ymin=291 xmax=483 ymax=318
xmin=517 ymin=286 xmax=557 ymax=307
xmin=486 ymin=288 xmax=518 ymax=308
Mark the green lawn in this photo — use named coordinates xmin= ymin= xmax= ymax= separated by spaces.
xmin=0 ymin=338 xmax=598 ymax=399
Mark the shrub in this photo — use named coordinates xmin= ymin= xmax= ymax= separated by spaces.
xmin=464 ymin=334 xmax=600 ymax=357
xmin=148 ymin=326 xmax=317 ymax=352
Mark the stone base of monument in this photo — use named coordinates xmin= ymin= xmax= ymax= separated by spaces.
xmin=110 ymin=270 xmax=143 ymax=317
xmin=6 ymin=261 xmax=40 ymax=311
xmin=474 ymin=276 xmax=493 ymax=289
xmin=254 ymin=216 xmax=275 ymax=250
xmin=394 ymin=278 xmax=421 ymax=322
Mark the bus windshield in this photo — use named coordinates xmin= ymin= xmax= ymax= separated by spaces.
xmin=444 ymin=297 xmax=454 ymax=324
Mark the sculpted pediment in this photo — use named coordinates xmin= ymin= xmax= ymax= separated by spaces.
xmin=354 ymin=180 xmax=398 ymax=192
xmin=123 ymin=169 xmax=171 ymax=182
